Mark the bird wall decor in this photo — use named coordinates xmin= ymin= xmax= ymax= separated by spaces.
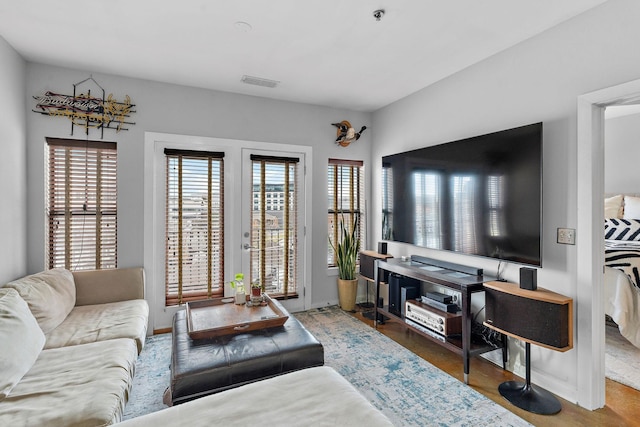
xmin=332 ymin=120 xmax=366 ymax=147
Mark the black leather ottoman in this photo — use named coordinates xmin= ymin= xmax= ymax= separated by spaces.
xmin=167 ymin=303 xmax=324 ymax=405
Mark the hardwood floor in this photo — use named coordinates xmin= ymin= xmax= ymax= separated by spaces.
xmin=349 ymin=310 xmax=640 ymax=427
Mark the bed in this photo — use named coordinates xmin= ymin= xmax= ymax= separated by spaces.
xmin=604 ymin=194 xmax=640 ymax=348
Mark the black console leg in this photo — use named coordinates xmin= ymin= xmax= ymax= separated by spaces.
xmin=498 ymin=343 xmax=561 ymax=415
xmin=501 ymin=334 xmax=508 ymax=370
xmin=462 ymin=289 xmax=471 ymax=384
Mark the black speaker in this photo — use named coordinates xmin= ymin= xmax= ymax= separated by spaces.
xmin=520 ymin=267 xmax=537 ymax=291
xmin=378 ymin=242 xmax=387 ymax=254
xmin=389 ymin=274 xmax=420 ymax=317
xmin=359 ymin=253 xmax=380 ymax=281
xmin=360 ymin=251 xmax=391 ymax=282
xmin=485 ymin=287 xmax=570 ymax=349
xmin=388 ymin=274 xmax=402 ymax=315
xmin=360 ymin=253 xmax=375 ymax=281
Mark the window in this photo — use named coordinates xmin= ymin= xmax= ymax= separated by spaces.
xmin=328 ymin=159 xmax=365 ymax=267
xmin=250 ymin=155 xmax=299 ymax=298
xmin=165 ymin=149 xmax=224 ymax=306
xmin=46 ymin=138 xmax=117 ymax=270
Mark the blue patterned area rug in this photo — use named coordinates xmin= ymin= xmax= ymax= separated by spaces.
xmin=296 ymin=307 xmax=530 ymax=427
xmin=122 ymin=333 xmax=172 ymax=420
xmin=123 ymin=306 xmax=530 ymax=426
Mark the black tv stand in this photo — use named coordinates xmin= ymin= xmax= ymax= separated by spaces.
xmin=374 ymin=257 xmax=506 ymax=384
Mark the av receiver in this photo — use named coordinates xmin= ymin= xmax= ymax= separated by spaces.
xmin=405 ymin=300 xmax=462 ymax=336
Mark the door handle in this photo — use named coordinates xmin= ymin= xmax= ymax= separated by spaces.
xmin=243 ymin=243 xmax=256 ymax=250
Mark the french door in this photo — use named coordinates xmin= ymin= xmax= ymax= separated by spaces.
xmin=144 ymin=133 xmax=309 ymax=331
xmin=241 ymin=148 xmax=306 ymax=313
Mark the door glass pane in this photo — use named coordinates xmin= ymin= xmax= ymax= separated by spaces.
xmin=165 ymin=152 xmax=224 ymax=305
xmin=250 ymin=159 xmax=298 ymax=297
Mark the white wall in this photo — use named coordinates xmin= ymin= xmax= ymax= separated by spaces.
xmin=0 ymin=36 xmax=26 ymax=283
xmin=24 ymin=64 xmax=371 ymax=309
xmin=371 ymin=0 xmax=640 ymax=406
xmin=605 ymin=112 xmax=640 ymax=194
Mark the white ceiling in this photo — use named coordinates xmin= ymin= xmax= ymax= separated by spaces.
xmin=0 ymin=0 xmax=607 ymax=112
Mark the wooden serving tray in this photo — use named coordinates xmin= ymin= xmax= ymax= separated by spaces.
xmin=185 ymin=294 xmax=289 ymax=340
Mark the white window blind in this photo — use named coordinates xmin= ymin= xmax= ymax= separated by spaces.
xmin=165 ymin=149 xmax=224 ymax=306
xmin=250 ymin=155 xmax=299 ymax=298
xmin=45 ymin=138 xmax=117 ymax=271
xmin=328 ymin=159 xmax=365 ymax=267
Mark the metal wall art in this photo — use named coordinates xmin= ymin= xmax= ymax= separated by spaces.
xmin=32 ymin=76 xmax=135 ymax=138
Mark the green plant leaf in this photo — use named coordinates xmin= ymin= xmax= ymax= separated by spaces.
xmin=329 ymin=215 xmax=360 ymax=280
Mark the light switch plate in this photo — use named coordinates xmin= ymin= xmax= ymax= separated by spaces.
xmin=557 ymin=228 xmax=576 ymax=245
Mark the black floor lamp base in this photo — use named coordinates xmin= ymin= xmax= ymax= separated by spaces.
xmin=499 ymin=380 xmax=562 ymax=415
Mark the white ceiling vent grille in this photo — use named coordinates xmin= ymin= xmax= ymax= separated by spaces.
xmin=241 ymin=75 xmax=279 ymax=88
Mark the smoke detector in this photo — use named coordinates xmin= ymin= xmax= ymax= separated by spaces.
xmin=241 ymin=75 xmax=280 ymax=88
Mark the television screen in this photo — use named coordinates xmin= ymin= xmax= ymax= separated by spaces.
xmin=382 ymin=122 xmax=542 ymax=267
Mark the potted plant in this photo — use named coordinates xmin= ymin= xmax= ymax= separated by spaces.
xmin=250 ymin=280 xmax=262 ymax=297
xmin=230 ymin=273 xmax=246 ymax=305
xmin=330 ymin=216 xmax=361 ymax=311
xmin=250 ymin=280 xmax=263 ymax=304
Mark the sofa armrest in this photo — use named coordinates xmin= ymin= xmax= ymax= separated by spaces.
xmin=72 ymin=267 xmax=145 ymax=306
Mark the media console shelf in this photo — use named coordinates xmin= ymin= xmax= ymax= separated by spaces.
xmin=374 ymin=256 xmax=506 ymax=384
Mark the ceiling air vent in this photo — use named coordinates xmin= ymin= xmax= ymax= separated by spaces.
xmin=241 ymin=75 xmax=279 ymax=88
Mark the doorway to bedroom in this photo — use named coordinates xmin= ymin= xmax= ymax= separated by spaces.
xmin=576 ymin=79 xmax=640 ymax=410
xmin=603 ymin=105 xmax=640 ymax=392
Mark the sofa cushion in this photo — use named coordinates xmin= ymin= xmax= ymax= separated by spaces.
xmin=5 ymin=268 xmax=76 ymax=334
xmin=0 ymin=338 xmax=138 ymax=426
xmin=0 ymin=289 xmax=46 ymax=401
xmin=44 ymin=299 xmax=149 ymax=353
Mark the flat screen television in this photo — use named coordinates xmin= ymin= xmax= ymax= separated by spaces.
xmin=381 ymin=122 xmax=542 ymax=267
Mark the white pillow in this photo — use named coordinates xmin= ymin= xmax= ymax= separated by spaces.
xmin=624 ymin=196 xmax=640 ymax=220
xmin=604 ymin=194 xmax=624 ymax=218
xmin=5 ymin=269 xmax=76 ymax=334
xmin=0 ymin=288 xmax=46 ymax=400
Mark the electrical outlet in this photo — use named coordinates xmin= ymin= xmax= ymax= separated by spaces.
xmin=557 ymin=228 xmax=576 ymax=245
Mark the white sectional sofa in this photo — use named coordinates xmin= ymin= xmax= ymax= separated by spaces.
xmin=117 ymin=366 xmax=394 ymax=427
xmin=0 ymin=267 xmax=149 ymax=427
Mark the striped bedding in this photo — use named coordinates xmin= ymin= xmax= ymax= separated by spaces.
xmin=605 ymin=239 xmax=640 ymax=291
xmin=604 ymin=216 xmax=640 ymax=347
